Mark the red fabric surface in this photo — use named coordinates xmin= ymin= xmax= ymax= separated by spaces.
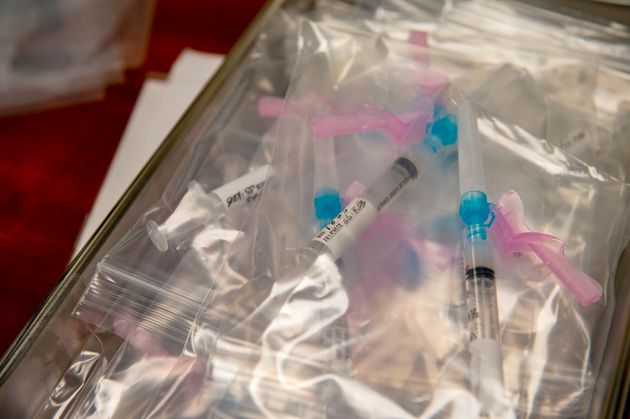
xmin=0 ymin=0 xmax=266 ymax=354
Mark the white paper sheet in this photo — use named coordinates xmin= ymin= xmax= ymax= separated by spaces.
xmin=74 ymin=49 xmax=224 ymax=254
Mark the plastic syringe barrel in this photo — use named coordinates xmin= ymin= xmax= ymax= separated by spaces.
xmin=457 ymin=100 xmax=485 ymax=196
xmin=310 ymin=156 xmax=418 ymax=260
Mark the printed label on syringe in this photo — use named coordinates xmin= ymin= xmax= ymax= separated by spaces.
xmin=212 ymin=165 xmax=271 ymax=209
xmin=320 ymin=315 xmax=352 ymax=373
xmin=375 ymin=157 xmax=417 ymax=211
xmin=313 ymin=198 xmax=377 ymax=259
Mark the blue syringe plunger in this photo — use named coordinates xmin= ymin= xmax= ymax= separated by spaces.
xmin=314 ymin=188 xmax=343 ymax=228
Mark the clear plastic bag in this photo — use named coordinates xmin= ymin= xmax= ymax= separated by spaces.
xmin=71 ymin=11 xmax=300 ymax=347
xmin=0 ymin=0 xmax=154 ymax=115
xmin=113 ymin=20 xmax=629 ymax=418
xmin=35 ymin=10 xmax=301 ymax=417
xmin=308 ymin=0 xmax=630 ymax=180
xmin=431 ymin=0 xmax=630 ymax=180
xmin=28 ymin=4 xmax=630 ymax=419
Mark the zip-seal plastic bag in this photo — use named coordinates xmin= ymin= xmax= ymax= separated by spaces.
xmin=75 ymin=20 xmax=452 ymax=418
xmin=110 ymin=20 xmax=630 ymax=418
xmin=71 ymin=12 xmax=300 ymax=347
xmin=32 ymin=11 xmax=300 ymax=418
xmin=27 ymin=4 xmax=630 ymax=418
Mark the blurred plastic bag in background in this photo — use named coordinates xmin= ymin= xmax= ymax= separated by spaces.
xmin=0 ymin=0 xmax=154 ymax=115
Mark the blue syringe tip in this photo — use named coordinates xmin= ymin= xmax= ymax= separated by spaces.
xmin=314 ymin=188 xmax=342 ymax=228
xmin=424 ymin=105 xmax=458 ymax=153
xmin=459 ymin=190 xmax=491 ymax=239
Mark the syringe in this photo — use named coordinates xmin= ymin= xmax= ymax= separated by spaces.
xmin=311 ymin=155 xmax=418 ymax=260
xmin=311 ymin=121 xmax=352 ymax=413
xmin=146 ymin=164 xmax=272 ymax=252
xmin=457 ymin=100 xmax=506 ymax=414
xmin=312 ymin=131 xmax=342 ymax=230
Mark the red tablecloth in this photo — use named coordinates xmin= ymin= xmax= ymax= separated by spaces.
xmin=0 ymin=0 xmax=266 ymax=354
